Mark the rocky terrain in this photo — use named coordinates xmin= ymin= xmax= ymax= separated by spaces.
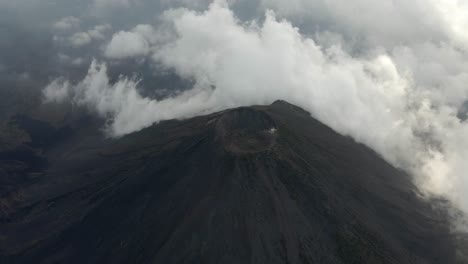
xmin=0 ymin=101 xmax=464 ymax=264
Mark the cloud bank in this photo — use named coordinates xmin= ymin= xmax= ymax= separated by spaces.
xmin=42 ymin=0 xmax=468 ymax=224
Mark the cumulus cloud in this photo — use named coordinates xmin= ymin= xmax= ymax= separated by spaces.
xmin=57 ymin=53 xmax=87 ymax=67
xmin=68 ymin=24 xmax=112 ymax=47
xmin=104 ymin=31 xmax=149 ymax=59
xmin=44 ymin=60 xmax=212 ymax=135
xmin=88 ymin=24 xmax=112 ymax=39
xmin=43 ymin=79 xmax=71 ymax=103
xmin=53 ymin=16 xmax=81 ymax=31
xmin=104 ymin=24 xmax=172 ymax=59
xmin=69 ymin=32 xmax=93 ymax=47
xmin=42 ymin=0 xmax=468 ymax=225
xmin=104 ymin=26 xmax=153 ymax=59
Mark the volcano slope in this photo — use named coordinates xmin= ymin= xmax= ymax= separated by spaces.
xmin=0 ymin=100 xmax=463 ymax=264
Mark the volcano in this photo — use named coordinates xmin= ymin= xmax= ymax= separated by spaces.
xmin=0 ymin=101 xmax=462 ymax=263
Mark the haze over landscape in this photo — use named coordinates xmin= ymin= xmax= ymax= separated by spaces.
xmin=1 ymin=0 xmax=468 ymax=263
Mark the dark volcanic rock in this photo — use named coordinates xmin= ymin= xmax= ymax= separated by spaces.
xmin=0 ymin=101 xmax=463 ymax=264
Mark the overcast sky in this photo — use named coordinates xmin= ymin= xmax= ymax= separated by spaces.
xmin=2 ymin=0 xmax=468 ymax=227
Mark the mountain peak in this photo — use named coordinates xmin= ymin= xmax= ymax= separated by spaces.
xmin=0 ymin=102 xmax=461 ymax=264
xmin=216 ymin=107 xmax=278 ymax=154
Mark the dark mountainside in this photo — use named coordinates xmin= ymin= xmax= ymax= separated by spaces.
xmin=0 ymin=100 xmax=465 ymax=264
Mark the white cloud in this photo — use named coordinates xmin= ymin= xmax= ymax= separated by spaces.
xmin=68 ymin=24 xmax=112 ymax=47
xmin=43 ymin=79 xmax=71 ymax=103
xmin=105 ymin=30 xmax=150 ymax=59
xmin=69 ymin=32 xmax=93 ymax=47
xmin=45 ymin=60 xmax=213 ymax=136
xmin=260 ymin=0 xmax=445 ymax=46
xmin=104 ymin=24 xmax=167 ymax=59
xmin=152 ymin=3 xmax=413 ymax=161
xmin=260 ymin=0 xmax=468 ymax=53
xmin=88 ymin=24 xmax=112 ymax=40
xmin=57 ymin=53 xmax=87 ymax=66
xmin=430 ymin=0 xmax=468 ymax=49
xmin=53 ymin=16 xmax=81 ymax=31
